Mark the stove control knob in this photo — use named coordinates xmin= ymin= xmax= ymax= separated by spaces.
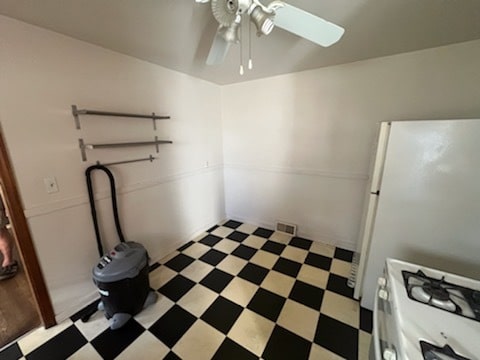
xmin=378 ymin=277 xmax=387 ymax=287
xmin=378 ymin=289 xmax=389 ymax=300
xmin=383 ymin=348 xmax=396 ymax=360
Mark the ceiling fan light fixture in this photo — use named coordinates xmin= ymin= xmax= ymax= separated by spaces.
xmin=250 ymin=5 xmax=275 ymax=35
xmin=218 ymin=21 xmax=240 ymax=43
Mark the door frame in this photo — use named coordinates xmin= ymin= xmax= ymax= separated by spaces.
xmin=0 ymin=128 xmax=56 ymax=328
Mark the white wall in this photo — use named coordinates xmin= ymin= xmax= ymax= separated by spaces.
xmin=221 ymin=39 xmax=480 ymax=250
xmin=0 ymin=16 xmax=225 ymax=321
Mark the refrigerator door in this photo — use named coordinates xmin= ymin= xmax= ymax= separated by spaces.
xmin=360 ymin=119 xmax=480 ymax=310
xmin=354 ymin=122 xmax=391 ymax=299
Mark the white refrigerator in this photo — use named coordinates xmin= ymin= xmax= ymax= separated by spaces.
xmin=354 ymin=119 xmax=480 ymax=310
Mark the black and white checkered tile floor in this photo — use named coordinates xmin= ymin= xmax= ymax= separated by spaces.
xmin=1 ymin=220 xmax=372 ymax=360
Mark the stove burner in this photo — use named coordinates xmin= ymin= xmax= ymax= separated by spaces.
xmin=402 ymin=270 xmax=480 ymax=322
xmin=423 ymin=281 xmax=452 ymax=301
xmin=420 ymin=341 xmax=470 ymax=360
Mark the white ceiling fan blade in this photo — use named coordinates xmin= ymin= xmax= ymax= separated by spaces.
xmin=274 ymin=4 xmax=344 ymax=47
xmin=206 ymin=31 xmax=232 ymax=65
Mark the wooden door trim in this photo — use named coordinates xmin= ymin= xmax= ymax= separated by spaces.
xmin=0 ymin=129 xmax=56 ymax=328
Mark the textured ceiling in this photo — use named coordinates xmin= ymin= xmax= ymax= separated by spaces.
xmin=1 ymin=0 xmax=480 ymax=84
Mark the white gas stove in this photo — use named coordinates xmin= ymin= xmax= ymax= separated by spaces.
xmin=372 ymin=259 xmax=480 ymax=360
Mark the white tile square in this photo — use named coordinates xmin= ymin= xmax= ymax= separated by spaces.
xmin=173 ymin=320 xmax=225 ymax=360
xmin=249 ymin=250 xmax=278 ymax=269
xmin=281 ymin=246 xmax=308 ymax=263
xmin=216 ymin=256 xmax=248 ymax=276
xmin=320 ymin=290 xmax=360 ymax=328
xmin=192 ymin=232 xmax=209 ymax=242
xmin=359 ymin=330 xmax=372 ymax=360
xmin=269 ymin=232 xmax=292 ymax=244
xmin=260 ymin=270 xmax=295 ymax=297
xmin=18 ymin=320 xmax=73 ymax=355
xmin=182 ymin=242 xmax=211 ymax=259
xmin=181 ymin=260 xmax=215 ymax=282
xmin=330 ymin=258 xmax=352 ymax=278
xmin=242 ymin=235 xmax=267 ymax=249
xmin=309 ymin=343 xmax=344 ymax=360
xmin=228 ymin=309 xmax=275 ymax=356
xmin=149 ymin=265 xmax=177 ymax=289
xmin=213 ymin=239 xmax=240 ymax=254
xmin=297 ymin=264 xmax=329 ymax=289
xmin=134 ymin=294 xmax=175 ymax=329
xmin=68 ymin=343 xmax=103 ymax=359
xmin=117 ymin=332 xmax=170 ymax=360
xmin=309 ymin=241 xmax=335 ymax=258
xmin=277 ymin=299 xmax=319 ymax=341
xmin=211 ymin=226 xmax=234 ymax=238
xmin=236 ymin=223 xmax=258 ymax=234
xmin=177 ymin=284 xmax=218 ymax=317
xmin=221 ymin=277 xmax=258 ymax=307
xmin=74 ymin=310 xmax=110 ymax=341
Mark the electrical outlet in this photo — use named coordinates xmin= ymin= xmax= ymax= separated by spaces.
xmin=44 ymin=177 xmax=59 ymax=194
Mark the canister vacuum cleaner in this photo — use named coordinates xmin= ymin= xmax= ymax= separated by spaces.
xmin=85 ymin=165 xmax=157 ymax=330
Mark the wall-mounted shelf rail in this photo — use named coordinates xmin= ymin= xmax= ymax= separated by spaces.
xmin=72 ymin=105 xmax=170 ymax=130
xmin=96 ymin=155 xmax=157 ymax=167
xmin=79 ymin=137 xmax=172 ymax=161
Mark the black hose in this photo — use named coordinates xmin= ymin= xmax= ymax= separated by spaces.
xmin=85 ymin=165 xmax=126 ymax=258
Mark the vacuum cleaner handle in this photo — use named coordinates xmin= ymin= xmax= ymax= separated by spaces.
xmin=85 ymin=165 xmax=126 ymax=258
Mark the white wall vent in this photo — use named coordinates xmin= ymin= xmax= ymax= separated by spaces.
xmin=276 ymin=221 xmax=297 ymax=236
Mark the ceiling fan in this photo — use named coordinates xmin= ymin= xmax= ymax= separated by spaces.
xmin=196 ymin=0 xmax=344 ymax=72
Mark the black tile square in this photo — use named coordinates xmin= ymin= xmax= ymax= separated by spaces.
xmin=27 ymin=324 xmax=87 ymax=360
xmin=199 ymin=234 xmax=223 ymax=247
xmin=231 ymin=244 xmax=257 ymax=260
xmin=163 ymin=352 xmax=182 ymax=360
xmin=91 ymin=320 xmax=144 ymax=360
xmin=227 ymin=231 xmax=249 ymax=242
xmin=326 ymin=273 xmax=354 ymax=299
xmin=165 ymin=253 xmax=195 ymax=272
xmin=201 ymin=296 xmax=244 ymax=334
xmin=207 ymin=224 xmax=219 ymax=233
xmin=262 ymin=325 xmax=311 ymax=360
xmin=212 ymin=338 xmax=258 ymax=360
xmin=159 ymin=275 xmax=196 ymax=301
xmin=238 ymin=263 xmax=269 ymax=285
xmin=0 ymin=342 xmax=22 ymax=360
xmin=223 ymin=220 xmax=243 ymax=229
xmin=247 ymin=288 xmax=286 ymax=322
xmin=253 ymin=227 xmax=274 ymax=238
xmin=149 ymin=305 xmax=197 ymax=348
xmin=360 ymin=307 xmax=373 ymax=333
xmin=314 ymin=314 xmax=358 ymax=359
xmin=200 ymin=269 xmax=234 ymax=293
xmin=199 ymin=249 xmax=228 ymax=266
xmin=305 ymin=252 xmax=332 ymax=271
xmin=334 ymin=247 xmax=354 ymax=262
xmin=289 ymin=280 xmax=324 ymax=310
xmin=272 ymin=257 xmax=302 ymax=278
xmin=261 ymin=240 xmax=286 ymax=255
xmin=289 ymin=237 xmax=313 ymax=250
xmin=149 ymin=262 xmax=161 ymax=273
xmin=177 ymin=240 xmax=194 ymax=252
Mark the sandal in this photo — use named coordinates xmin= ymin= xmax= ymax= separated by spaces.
xmin=0 ymin=261 xmax=18 ymax=280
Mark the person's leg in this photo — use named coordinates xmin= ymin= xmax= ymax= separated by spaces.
xmin=0 ymin=227 xmax=13 ymax=267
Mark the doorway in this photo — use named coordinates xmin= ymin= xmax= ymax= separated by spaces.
xmin=0 ymin=127 xmax=55 ymax=348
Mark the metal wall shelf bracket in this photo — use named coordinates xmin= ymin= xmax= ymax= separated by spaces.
xmin=96 ymin=155 xmax=156 ymax=167
xmin=72 ymin=105 xmax=170 ymax=130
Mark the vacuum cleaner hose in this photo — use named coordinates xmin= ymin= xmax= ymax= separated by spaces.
xmin=86 ymin=165 xmax=126 ymax=257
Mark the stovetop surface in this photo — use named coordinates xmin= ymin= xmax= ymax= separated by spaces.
xmin=385 ymin=259 xmax=480 ymax=360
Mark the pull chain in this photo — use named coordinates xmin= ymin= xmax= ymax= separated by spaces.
xmin=248 ymin=18 xmax=253 ymax=70
xmin=239 ymin=16 xmax=244 ymax=75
